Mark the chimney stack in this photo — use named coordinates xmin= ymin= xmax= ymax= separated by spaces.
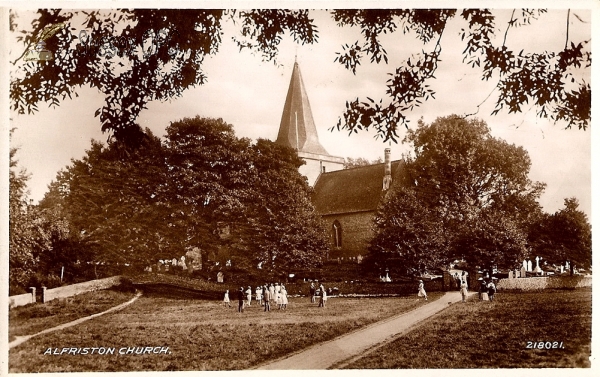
xmin=383 ymin=148 xmax=392 ymax=190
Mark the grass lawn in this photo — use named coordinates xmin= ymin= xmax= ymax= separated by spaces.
xmin=345 ymin=288 xmax=592 ymax=369
xmin=9 ymin=291 xmax=442 ymax=372
xmin=9 ymin=289 xmax=137 ymax=342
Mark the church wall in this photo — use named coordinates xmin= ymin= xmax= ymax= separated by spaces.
xmin=300 ymin=158 xmax=344 ymax=186
xmin=322 ymin=211 xmax=375 ymax=261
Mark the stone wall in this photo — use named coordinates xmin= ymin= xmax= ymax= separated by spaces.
xmin=42 ymin=276 xmax=123 ymax=303
xmin=497 ymin=275 xmax=591 ymax=291
xmin=9 ymin=289 xmax=36 ymax=309
xmin=322 ymin=211 xmax=374 ymax=260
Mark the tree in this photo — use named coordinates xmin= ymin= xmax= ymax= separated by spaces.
xmin=369 ymin=115 xmax=543 ymax=272
xmin=369 ymin=185 xmax=447 ymax=275
xmin=237 ymin=139 xmax=328 ymax=273
xmin=9 ymin=133 xmax=71 ymax=293
xmin=45 ymin=129 xmax=174 ymax=267
xmin=343 ymin=156 xmax=383 ymax=169
xmin=11 ymin=9 xmax=590 ymax=146
xmin=530 ymin=198 xmax=591 ymax=273
xmin=43 ymin=116 xmax=328 ymax=275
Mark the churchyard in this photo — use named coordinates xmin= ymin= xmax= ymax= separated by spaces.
xmin=8 ymin=282 xmax=591 ymax=372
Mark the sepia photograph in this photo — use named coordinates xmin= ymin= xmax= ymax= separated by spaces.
xmin=3 ymin=1 xmax=595 ymax=374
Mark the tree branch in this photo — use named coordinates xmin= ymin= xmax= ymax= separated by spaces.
xmin=565 ymin=9 xmax=570 ymax=50
xmin=503 ymin=9 xmax=516 ymax=47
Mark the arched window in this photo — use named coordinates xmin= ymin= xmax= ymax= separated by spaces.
xmin=332 ymin=220 xmax=342 ymax=248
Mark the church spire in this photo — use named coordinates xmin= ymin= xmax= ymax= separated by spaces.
xmin=276 ymin=61 xmax=329 ymax=155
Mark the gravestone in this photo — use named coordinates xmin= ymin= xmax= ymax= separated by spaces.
xmin=520 ymin=266 xmax=527 ymax=278
xmin=217 ymin=271 xmax=224 ymax=283
xmin=527 ymin=260 xmax=532 ymax=272
xmin=508 ymin=270 xmax=513 ymax=279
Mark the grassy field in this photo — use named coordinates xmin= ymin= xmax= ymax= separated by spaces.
xmin=9 ymin=289 xmax=137 ymax=342
xmin=344 ymin=288 xmax=592 ymax=369
xmin=9 ymin=291 xmax=442 ymax=372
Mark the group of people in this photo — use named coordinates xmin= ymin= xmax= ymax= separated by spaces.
xmin=223 ymin=283 xmax=290 ymax=312
xmin=478 ymin=278 xmax=497 ymax=301
xmin=223 ymin=281 xmax=329 ymax=312
xmin=417 ymin=271 xmax=497 ymax=303
xmin=309 ymin=282 xmax=328 ymax=307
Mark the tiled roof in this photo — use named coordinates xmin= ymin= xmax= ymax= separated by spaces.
xmin=312 ymin=160 xmax=404 ymax=215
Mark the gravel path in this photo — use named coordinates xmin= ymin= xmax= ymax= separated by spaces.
xmin=256 ymin=291 xmax=474 ymax=370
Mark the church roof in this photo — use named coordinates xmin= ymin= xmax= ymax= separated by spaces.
xmin=276 ymin=61 xmax=329 ymax=155
xmin=312 ymin=160 xmax=405 ymax=215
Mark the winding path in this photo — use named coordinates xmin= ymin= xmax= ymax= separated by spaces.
xmin=9 ymin=291 xmax=142 ymax=349
xmin=256 ymin=291 xmax=474 ymax=370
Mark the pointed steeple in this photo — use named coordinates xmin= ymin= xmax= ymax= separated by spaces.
xmin=276 ymin=61 xmax=329 ymax=155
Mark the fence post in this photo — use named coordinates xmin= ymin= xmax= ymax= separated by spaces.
xmin=41 ymin=286 xmax=47 ymax=303
xmin=29 ymin=287 xmax=36 ymax=304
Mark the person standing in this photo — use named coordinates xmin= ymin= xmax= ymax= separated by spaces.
xmin=263 ymin=285 xmax=271 ymax=312
xmin=460 ymin=279 xmax=468 ymax=302
xmin=237 ymin=287 xmax=245 ymax=313
xmin=417 ymin=280 xmax=428 ymax=301
xmin=281 ymin=285 xmax=288 ymax=310
xmin=309 ymin=282 xmax=316 ymax=303
xmin=487 ymin=280 xmax=497 ymax=302
xmin=269 ymin=283 xmax=275 ymax=305
xmin=245 ymin=286 xmax=252 ymax=307
xmin=276 ymin=286 xmax=282 ymax=309
xmin=318 ymin=284 xmax=327 ymax=307
xmin=479 ymin=279 xmax=487 ymax=300
xmin=223 ymin=290 xmax=231 ymax=307
xmin=256 ymin=285 xmax=263 ymax=306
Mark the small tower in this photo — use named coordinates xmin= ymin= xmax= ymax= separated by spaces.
xmin=275 ymin=60 xmax=344 ymax=185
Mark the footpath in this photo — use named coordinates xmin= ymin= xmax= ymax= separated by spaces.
xmin=256 ymin=291 xmax=474 ymax=370
xmin=9 ymin=291 xmax=142 ymax=349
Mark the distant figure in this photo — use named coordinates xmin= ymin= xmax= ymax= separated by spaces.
xmin=237 ymin=287 xmax=245 ymax=312
xmin=479 ymin=279 xmax=487 ymax=301
xmin=460 ymin=280 xmax=468 ymax=302
xmin=459 ymin=271 xmax=468 ymax=302
xmin=276 ymin=286 xmax=282 ymax=309
xmin=281 ymin=286 xmax=288 ymax=310
xmin=417 ymin=280 xmax=427 ymax=301
xmin=246 ymin=286 xmax=252 ymax=307
xmin=256 ymin=285 xmax=263 ymax=306
xmin=309 ymin=282 xmax=316 ymax=303
xmin=223 ymin=290 xmax=231 ymax=307
xmin=269 ymin=283 xmax=275 ymax=304
xmin=263 ymin=285 xmax=271 ymax=312
xmin=487 ymin=280 xmax=497 ymax=302
xmin=318 ymin=284 xmax=327 ymax=307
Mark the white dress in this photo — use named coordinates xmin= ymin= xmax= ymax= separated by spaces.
xmin=281 ymin=289 xmax=288 ymax=305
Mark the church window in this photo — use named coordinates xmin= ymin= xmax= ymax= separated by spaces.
xmin=332 ymin=220 xmax=342 ymax=248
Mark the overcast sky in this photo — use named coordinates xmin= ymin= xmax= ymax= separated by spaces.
xmin=8 ymin=5 xmax=593 ymax=219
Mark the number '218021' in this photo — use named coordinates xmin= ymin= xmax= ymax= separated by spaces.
xmin=526 ymin=341 xmax=564 ymax=349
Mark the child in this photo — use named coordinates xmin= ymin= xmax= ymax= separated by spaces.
xmin=256 ymin=285 xmax=263 ymax=306
xmin=318 ymin=284 xmax=327 ymax=307
xmin=487 ymin=280 xmax=496 ymax=302
xmin=460 ymin=279 xmax=468 ymax=302
xmin=417 ymin=280 xmax=428 ymax=301
xmin=223 ymin=290 xmax=231 ymax=307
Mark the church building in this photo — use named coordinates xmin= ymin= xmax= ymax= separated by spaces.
xmin=274 ymin=61 xmax=405 ymax=262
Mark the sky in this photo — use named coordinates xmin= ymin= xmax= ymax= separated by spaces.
xmin=7 ymin=5 xmax=594 ymax=219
